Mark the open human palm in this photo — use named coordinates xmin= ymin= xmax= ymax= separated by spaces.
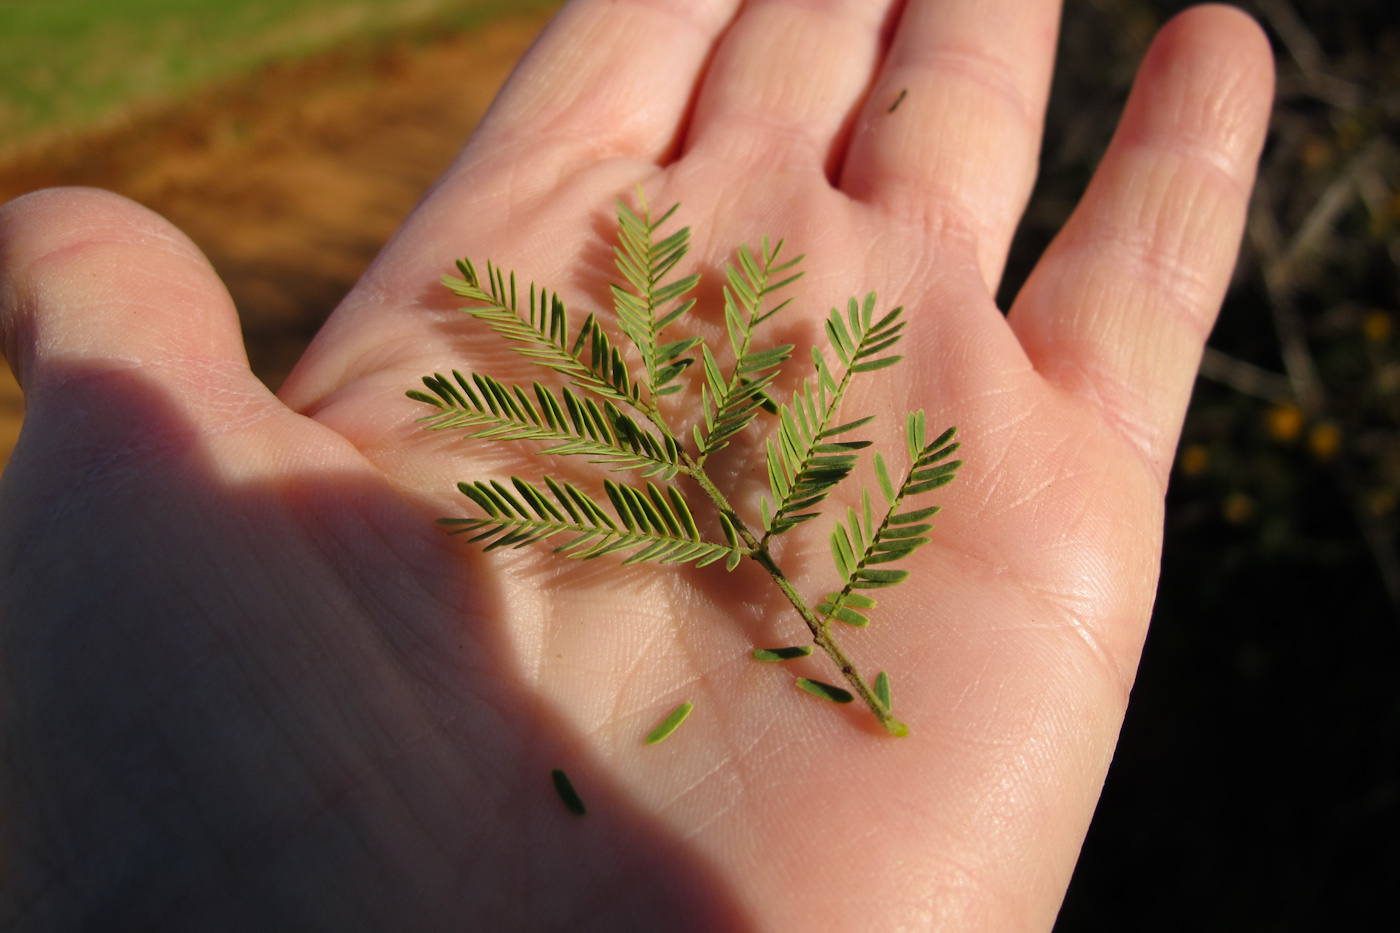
xmin=0 ymin=0 xmax=1272 ymax=929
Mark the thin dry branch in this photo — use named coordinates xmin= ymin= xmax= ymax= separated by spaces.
xmin=1248 ymin=138 xmax=1400 ymax=610
xmin=1249 ymin=176 xmax=1326 ymax=415
xmin=1197 ymin=347 xmax=1295 ymax=405
xmin=1254 ymin=0 xmax=1324 ymax=80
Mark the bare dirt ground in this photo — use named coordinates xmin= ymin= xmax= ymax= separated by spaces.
xmin=0 ymin=9 xmax=554 ymax=470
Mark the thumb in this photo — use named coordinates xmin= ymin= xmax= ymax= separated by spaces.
xmin=0 ymin=188 xmax=280 ymax=480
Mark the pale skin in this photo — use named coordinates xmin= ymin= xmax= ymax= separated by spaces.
xmin=0 ymin=0 xmax=1273 ymax=929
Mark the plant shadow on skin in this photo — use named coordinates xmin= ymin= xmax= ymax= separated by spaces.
xmin=0 ymin=362 xmax=754 ymax=931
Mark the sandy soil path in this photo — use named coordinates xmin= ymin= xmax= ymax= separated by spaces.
xmin=0 ymin=9 xmax=554 ymax=471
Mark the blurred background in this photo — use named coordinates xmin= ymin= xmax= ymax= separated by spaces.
xmin=0 ymin=0 xmax=1395 ymax=927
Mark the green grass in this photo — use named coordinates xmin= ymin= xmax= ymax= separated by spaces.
xmin=0 ymin=0 xmax=557 ymax=148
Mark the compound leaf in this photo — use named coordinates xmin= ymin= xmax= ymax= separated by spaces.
xmin=443 ymin=477 xmax=744 ymax=568
xmin=820 ymin=411 xmax=960 ymax=626
xmin=410 ymin=372 xmax=681 ymax=478
xmin=696 ymin=239 xmax=804 ymax=459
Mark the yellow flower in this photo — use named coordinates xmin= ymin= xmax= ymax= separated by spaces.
xmin=1363 ymin=310 xmax=1393 ymax=344
xmin=1223 ymin=493 xmax=1255 ymax=525
xmin=1309 ymin=422 xmax=1342 ymax=461
xmin=1301 ymin=135 xmax=1333 ymax=171
xmin=1265 ymin=404 xmax=1303 ymax=443
xmin=1179 ymin=444 xmax=1209 ymax=477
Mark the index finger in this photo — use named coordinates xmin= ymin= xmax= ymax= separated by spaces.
xmin=469 ymin=0 xmax=741 ymax=169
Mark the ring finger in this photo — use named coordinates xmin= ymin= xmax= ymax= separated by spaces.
xmin=682 ymin=0 xmax=900 ymax=180
xmin=839 ymin=0 xmax=1063 ymax=290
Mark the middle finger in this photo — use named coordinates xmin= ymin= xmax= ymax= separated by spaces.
xmin=682 ymin=0 xmax=899 ymax=180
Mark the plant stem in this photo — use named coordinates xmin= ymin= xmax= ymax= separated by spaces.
xmin=628 ymin=303 xmax=905 ymax=732
xmin=677 ymin=446 xmax=906 ymax=735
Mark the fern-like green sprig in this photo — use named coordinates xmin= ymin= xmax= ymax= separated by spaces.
xmin=759 ymin=294 xmax=905 ymax=541
xmin=443 ymin=259 xmax=643 ymax=407
xmin=409 ymin=370 xmax=680 ymax=479
xmin=444 ymin=476 xmax=745 ymax=567
xmin=412 ymin=200 xmax=962 ymax=736
xmin=612 ymin=196 xmax=701 ymax=397
xmin=818 ymin=414 xmax=962 ymax=629
xmin=694 ymin=239 xmax=803 ymax=461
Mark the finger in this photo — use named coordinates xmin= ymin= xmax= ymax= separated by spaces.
xmin=682 ymin=0 xmax=895 ymax=177
xmin=1007 ymin=6 xmax=1274 ymax=484
xmin=0 ymin=188 xmax=280 ymax=468
xmin=278 ymin=0 xmax=745 ymax=413
xmin=470 ymin=0 xmax=741 ymax=169
xmin=840 ymin=0 xmax=1063 ymax=289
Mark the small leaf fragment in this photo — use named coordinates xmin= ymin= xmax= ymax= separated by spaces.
xmin=551 ymin=768 xmax=586 ymax=816
xmin=645 ymin=702 xmax=695 ymax=745
xmin=874 ymin=671 xmax=892 ymax=709
xmin=796 ymin=677 xmax=855 ymax=704
xmin=753 ymin=646 xmax=814 ymax=662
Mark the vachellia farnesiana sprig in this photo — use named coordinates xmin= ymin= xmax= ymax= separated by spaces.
xmin=407 ymin=195 xmax=962 ymax=737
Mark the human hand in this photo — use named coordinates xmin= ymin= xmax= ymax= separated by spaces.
xmin=0 ymin=1 xmax=1272 ymax=928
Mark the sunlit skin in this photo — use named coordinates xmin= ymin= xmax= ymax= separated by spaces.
xmin=0 ymin=1 xmax=1272 ymax=929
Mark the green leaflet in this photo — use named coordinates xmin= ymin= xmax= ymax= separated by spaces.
xmin=816 ymin=590 xmax=877 ymax=627
xmin=874 ymin=452 xmax=896 ymax=502
xmin=551 ymin=768 xmax=586 ymax=816
xmin=644 ymin=702 xmax=695 ymax=745
xmin=718 ymin=512 xmax=744 ymax=571
xmin=816 ymin=600 xmax=870 ymax=627
xmin=874 ymin=671 xmax=892 ymax=709
xmin=871 ymin=672 xmax=908 ymax=739
xmin=753 ymin=646 xmax=815 ymax=662
xmin=414 ymin=200 xmax=965 ymax=738
xmin=796 ymin=678 xmax=855 ymax=704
